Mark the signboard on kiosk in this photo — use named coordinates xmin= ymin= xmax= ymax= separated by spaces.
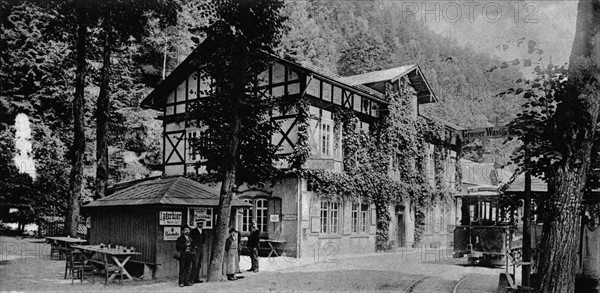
xmin=159 ymin=211 xmax=182 ymax=226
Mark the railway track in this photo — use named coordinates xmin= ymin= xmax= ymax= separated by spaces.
xmin=403 ymin=276 xmax=431 ymax=293
xmin=404 ymin=273 xmax=498 ymax=293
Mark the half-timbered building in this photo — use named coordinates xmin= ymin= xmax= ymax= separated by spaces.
xmin=141 ymin=44 xmax=461 ymax=258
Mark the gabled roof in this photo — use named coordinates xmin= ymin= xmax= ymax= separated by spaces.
xmin=504 ymin=175 xmax=548 ymax=193
xmin=84 ymin=177 xmax=250 ymax=208
xmin=140 ymin=40 xmax=387 ymax=111
xmin=338 ymin=65 xmax=438 ymax=104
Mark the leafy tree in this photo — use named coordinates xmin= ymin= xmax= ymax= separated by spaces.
xmin=188 ymin=0 xmax=287 ymax=282
xmin=89 ymin=0 xmax=178 ymax=199
xmin=32 ymin=124 xmax=70 ymax=222
xmin=0 ymin=1 xmax=74 ymax=135
xmin=66 ymin=0 xmax=89 ymax=237
xmin=506 ymin=1 xmax=600 ymax=291
xmin=535 ymin=1 xmax=600 ymax=291
xmin=0 ymin=129 xmax=35 ymax=228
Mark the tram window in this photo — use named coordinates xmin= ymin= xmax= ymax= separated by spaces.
xmin=469 ymin=205 xmax=475 ymax=221
xmin=491 ymin=207 xmax=496 ymax=222
xmin=482 ymin=203 xmax=487 ymax=220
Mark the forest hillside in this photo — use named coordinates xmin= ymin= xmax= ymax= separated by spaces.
xmin=0 ymin=0 xmax=522 ymax=217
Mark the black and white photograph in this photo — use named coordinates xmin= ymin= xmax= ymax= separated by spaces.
xmin=0 ymin=0 xmax=598 ymax=292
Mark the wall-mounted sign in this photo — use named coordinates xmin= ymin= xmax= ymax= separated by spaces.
xmin=164 ymin=227 xmax=181 ymax=241
xmin=461 ymin=126 xmax=508 ymax=140
xmin=282 ymin=214 xmax=298 ymax=221
xmin=304 ymin=158 xmax=336 ymax=170
xmin=159 ymin=211 xmax=182 ymax=226
xmin=270 ymin=214 xmax=280 ymax=222
xmin=188 ymin=207 xmax=213 ymax=229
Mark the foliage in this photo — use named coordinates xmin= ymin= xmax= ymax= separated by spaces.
xmin=0 ymin=1 xmax=74 ymax=135
xmin=189 ymin=0 xmax=288 ymax=186
xmin=286 ymin=99 xmax=311 ymax=170
xmin=506 ymin=65 xmax=569 ymax=180
xmin=277 ymin=1 xmax=339 ymax=75
xmin=286 ymin=1 xmax=523 ymax=164
xmin=504 ymin=62 xmax=600 ymax=219
xmin=284 ymin=77 xmax=458 ymax=250
xmin=0 ymin=0 xmax=179 ymax=222
xmin=31 ymin=125 xmax=71 ymax=218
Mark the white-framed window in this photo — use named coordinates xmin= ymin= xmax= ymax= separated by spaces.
xmin=241 ymin=199 xmax=253 ymax=232
xmin=351 ymin=203 xmax=359 ymax=233
xmin=256 ymin=198 xmax=267 ymax=232
xmin=351 ymin=203 xmax=369 ymax=234
xmin=320 ymin=201 xmax=339 ymax=234
xmin=360 ymin=204 xmax=368 ymax=233
xmin=187 ymin=207 xmax=213 ymax=229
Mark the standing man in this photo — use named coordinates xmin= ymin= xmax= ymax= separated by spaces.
xmin=175 ymin=226 xmax=194 ymax=287
xmin=190 ymin=219 xmax=205 ymax=284
xmin=247 ymin=220 xmax=260 ymax=273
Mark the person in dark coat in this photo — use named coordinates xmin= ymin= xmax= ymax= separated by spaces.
xmin=247 ymin=220 xmax=260 ymax=272
xmin=224 ymin=228 xmax=239 ymax=280
xmin=176 ymin=227 xmax=194 ymax=287
xmin=190 ymin=220 xmax=206 ymax=284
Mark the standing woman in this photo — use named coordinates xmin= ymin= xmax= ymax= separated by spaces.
xmin=224 ymin=228 xmax=239 ymax=280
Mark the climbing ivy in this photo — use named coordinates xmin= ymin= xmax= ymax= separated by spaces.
xmin=283 ymin=77 xmax=460 ymax=250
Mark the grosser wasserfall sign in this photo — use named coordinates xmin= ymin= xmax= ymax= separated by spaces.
xmin=461 ymin=126 xmax=508 ymax=139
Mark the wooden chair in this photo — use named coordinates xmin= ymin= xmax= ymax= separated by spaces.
xmin=72 ymin=260 xmax=96 ymax=284
xmin=48 ymin=240 xmax=63 ymax=260
xmin=64 ymin=249 xmax=96 ymax=284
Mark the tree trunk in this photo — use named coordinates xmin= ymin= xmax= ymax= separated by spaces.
xmin=537 ymin=166 xmax=593 ymax=292
xmin=207 ymin=93 xmax=242 ymax=282
xmin=66 ymin=3 xmax=87 ymax=237
xmin=536 ymin=1 xmax=600 ymax=292
xmin=95 ymin=30 xmax=112 ymax=200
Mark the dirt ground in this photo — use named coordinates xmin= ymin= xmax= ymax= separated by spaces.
xmin=0 ymin=236 xmax=502 ymax=292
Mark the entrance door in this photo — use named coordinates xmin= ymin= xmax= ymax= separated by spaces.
xmin=397 ymin=214 xmax=406 ymax=247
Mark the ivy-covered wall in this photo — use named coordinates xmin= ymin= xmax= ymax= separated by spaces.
xmin=284 ymin=76 xmax=461 ymax=250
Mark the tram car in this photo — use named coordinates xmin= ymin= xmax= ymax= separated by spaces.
xmin=452 ymin=186 xmax=535 ymax=266
xmin=453 ymin=184 xmax=600 ymax=291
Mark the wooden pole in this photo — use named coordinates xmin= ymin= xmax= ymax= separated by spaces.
xmin=522 ymin=171 xmax=532 ymax=286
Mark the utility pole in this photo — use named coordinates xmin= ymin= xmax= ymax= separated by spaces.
xmin=522 ymin=171 xmax=532 ymax=286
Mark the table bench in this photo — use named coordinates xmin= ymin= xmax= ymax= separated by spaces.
xmin=46 ymin=236 xmax=87 ymax=260
xmin=71 ymin=245 xmax=141 ymax=285
xmin=127 ymin=260 xmax=161 ymax=280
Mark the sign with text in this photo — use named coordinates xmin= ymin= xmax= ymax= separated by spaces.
xmin=159 ymin=211 xmax=182 ymax=226
xmin=461 ymin=126 xmax=509 ymax=140
xmin=304 ymin=158 xmax=337 ymax=171
xmin=164 ymin=226 xmax=181 ymax=241
xmin=188 ymin=207 xmax=213 ymax=229
xmin=282 ymin=214 xmax=298 ymax=221
xmin=270 ymin=214 xmax=280 ymax=222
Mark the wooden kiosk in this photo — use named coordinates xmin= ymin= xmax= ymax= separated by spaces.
xmin=82 ymin=177 xmax=250 ymax=279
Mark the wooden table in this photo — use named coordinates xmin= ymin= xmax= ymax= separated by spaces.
xmin=45 ymin=236 xmax=87 ymax=259
xmin=261 ymin=239 xmax=287 ymax=258
xmin=71 ymin=245 xmax=141 ymax=285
